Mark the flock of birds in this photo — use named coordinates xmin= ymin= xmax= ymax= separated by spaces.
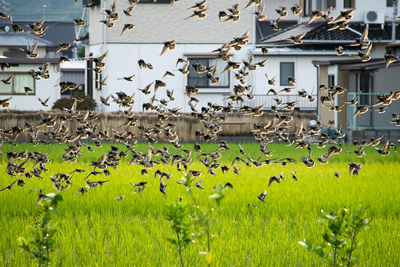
xmin=0 ymin=0 xmax=399 ymax=203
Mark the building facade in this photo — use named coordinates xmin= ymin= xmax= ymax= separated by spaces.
xmin=85 ymin=0 xmax=399 ymax=117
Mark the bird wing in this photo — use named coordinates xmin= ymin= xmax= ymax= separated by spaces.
xmin=160 ymin=44 xmax=169 ymax=56
xmin=98 ymin=153 xmax=107 ymax=165
xmin=111 ymin=0 xmax=117 ymax=12
xmin=361 ymin=27 xmax=368 ymax=41
xmin=98 ymin=50 xmax=109 ymax=62
xmin=308 ymin=14 xmax=317 ymax=24
xmin=31 ymin=41 xmax=39 ymax=52
xmin=364 ymin=43 xmax=373 ymax=55
xmin=120 ymin=25 xmax=129 ymax=35
xmin=297 ymin=32 xmax=307 ymax=40
xmin=244 ymin=0 xmax=255 ymax=9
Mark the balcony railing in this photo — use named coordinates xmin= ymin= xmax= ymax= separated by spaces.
xmin=233 ymin=94 xmax=318 ymax=111
xmin=347 ymin=92 xmax=400 ymax=131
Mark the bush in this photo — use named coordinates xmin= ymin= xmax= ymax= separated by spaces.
xmin=52 ymin=92 xmax=96 ymax=111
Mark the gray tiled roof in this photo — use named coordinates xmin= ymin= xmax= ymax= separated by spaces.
xmin=0 ymin=20 xmax=76 ymax=47
xmin=0 ymin=32 xmax=52 ymax=47
xmin=258 ymin=21 xmax=400 ymax=44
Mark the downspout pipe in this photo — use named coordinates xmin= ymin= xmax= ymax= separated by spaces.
xmin=313 ymin=63 xmax=320 ymax=121
xmin=392 ymin=0 xmax=398 ymax=41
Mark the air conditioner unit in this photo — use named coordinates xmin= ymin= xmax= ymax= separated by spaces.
xmin=364 ymin=10 xmax=385 ymax=24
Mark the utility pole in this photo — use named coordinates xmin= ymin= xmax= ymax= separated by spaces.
xmin=393 ymin=0 xmax=398 ymax=41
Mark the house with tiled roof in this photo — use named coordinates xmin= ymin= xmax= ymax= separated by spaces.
xmin=83 ymin=0 xmax=399 ymax=122
xmin=0 ymin=19 xmax=85 ymax=110
xmin=251 ymin=0 xmax=400 ymax=142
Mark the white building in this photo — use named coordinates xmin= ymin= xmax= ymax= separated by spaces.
xmin=84 ymin=0 xmax=399 ymax=113
xmin=0 ymin=58 xmax=60 ymax=110
xmin=0 ymin=20 xmax=81 ymax=110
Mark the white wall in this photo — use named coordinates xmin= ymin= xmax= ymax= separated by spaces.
xmin=88 ymin=43 xmax=251 ymax=112
xmin=253 ymin=54 xmax=336 ymax=96
xmin=2 ymin=64 xmax=61 ymax=111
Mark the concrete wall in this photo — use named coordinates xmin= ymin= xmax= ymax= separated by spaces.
xmin=0 ymin=110 xmax=317 ymax=142
xmin=0 ymin=63 xmax=61 ymax=111
xmin=87 ymin=3 xmax=104 ymax=46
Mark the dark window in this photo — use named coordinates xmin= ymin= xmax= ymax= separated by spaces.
xmin=344 ymin=0 xmax=355 ymax=8
xmin=359 ymin=72 xmax=373 ymax=106
xmin=316 ymin=0 xmax=336 ymax=10
xmin=83 ymin=0 xmax=100 ymax=7
xmin=139 ymin=0 xmax=172 ymax=3
xmin=327 ymin=0 xmax=336 ymax=8
xmin=61 ymin=71 xmax=85 ymax=96
xmin=387 ymin=0 xmax=394 ymax=7
xmin=328 ymin=74 xmax=335 ymax=98
xmin=0 ymin=73 xmax=35 ymax=95
xmin=280 ymin=62 xmax=294 ymax=86
xmin=187 ymin=58 xmax=230 ymax=88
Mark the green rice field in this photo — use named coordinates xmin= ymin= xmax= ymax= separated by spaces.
xmin=0 ymin=142 xmax=399 ymax=266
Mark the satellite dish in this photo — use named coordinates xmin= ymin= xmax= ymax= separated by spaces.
xmin=4 ymin=25 xmax=10 ymax=32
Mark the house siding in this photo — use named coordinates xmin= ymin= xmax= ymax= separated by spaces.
xmin=0 ymin=63 xmax=61 ymax=111
xmin=88 ymin=43 xmax=250 ymax=112
xmin=88 ymin=0 xmax=253 ymax=45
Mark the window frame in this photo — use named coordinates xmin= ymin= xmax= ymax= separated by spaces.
xmin=358 ymin=71 xmax=373 ymax=106
xmin=95 ymin=71 xmax=102 ymax=91
xmin=279 ymin=62 xmax=295 ymax=86
xmin=0 ymin=71 xmax=36 ymax=96
xmin=187 ymin=57 xmax=231 ymax=89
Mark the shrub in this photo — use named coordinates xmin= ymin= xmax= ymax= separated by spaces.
xmin=298 ymin=206 xmax=370 ymax=267
xmin=17 ymin=192 xmax=63 ymax=267
xmin=52 ymin=92 xmax=96 ymax=111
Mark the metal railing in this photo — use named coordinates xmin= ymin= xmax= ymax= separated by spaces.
xmin=347 ymin=92 xmax=399 ymax=131
xmin=233 ymin=94 xmax=318 ymax=111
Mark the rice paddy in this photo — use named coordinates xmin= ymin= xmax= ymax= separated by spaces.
xmin=0 ymin=142 xmax=399 ymax=266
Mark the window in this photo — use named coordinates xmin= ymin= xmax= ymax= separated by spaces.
xmin=95 ymin=71 xmax=102 ymax=90
xmin=0 ymin=73 xmax=35 ymax=95
xmin=83 ymin=0 xmax=100 ymax=7
xmin=139 ymin=0 xmax=172 ymax=3
xmin=280 ymin=62 xmax=294 ymax=86
xmin=328 ymin=74 xmax=335 ymax=87
xmin=358 ymin=71 xmax=373 ymax=106
xmin=328 ymin=74 xmax=335 ymax=98
xmin=344 ymin=0 xmax=355 ymax=8
xmin=327 ymin=0 xmax=336 ymax=8
xmin=387 ymin=0 xmax=394 ymax=7
xmin=316 ymin=0 xmax=336 ymax=10
xmin=187 ymin=58 xmax=230 ymax=88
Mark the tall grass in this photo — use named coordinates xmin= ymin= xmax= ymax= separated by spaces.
xmin=0 ymin=143 xmax=399 ymax=266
